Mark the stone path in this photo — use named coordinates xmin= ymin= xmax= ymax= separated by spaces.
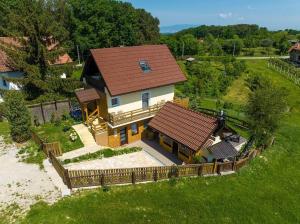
xmin=72 ymin=123 xmax=97 ymax=147
xmin=128 ymin=140 xmax=183 ymax=166
xmin=0 ymin=137 xmax=61 ymax=211
xmin=58 ymin=144 xmax=104 ymax=160
xmin=64 ymin=151 xmax=164 ymax=170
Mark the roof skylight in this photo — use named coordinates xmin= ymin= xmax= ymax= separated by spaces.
xmin=139 ymin=60 xmax=151 ymax=73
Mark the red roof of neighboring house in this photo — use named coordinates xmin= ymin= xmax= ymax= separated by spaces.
xmin=149 ymin=102 xmax=218 ymax=151
xmin=289 ymin=43 xmax=300 ymax=52
xmin=0 ymin=37 xmax=72 ymax=72
xmin=88 ymin=45 xmax=187 ymax=96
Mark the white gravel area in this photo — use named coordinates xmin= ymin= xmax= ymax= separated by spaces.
xmin=64 ymin=151 xmax=164 ymax=170
xmin=0 ymin=137 xmax=61 ymax=212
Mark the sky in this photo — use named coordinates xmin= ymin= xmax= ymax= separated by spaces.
xmin=123 ymin=0 xmax=300 ymax=30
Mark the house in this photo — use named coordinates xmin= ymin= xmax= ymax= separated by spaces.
xmin=0 ymin=37 xmax=73 ymax=101
xmin=289 ymin=43 xmax=300 ymax=64
xmin=77 ymin=45 xmax=187 ymax=148
xmin=77 ymin=44 xmax=246 ymax=164
xmin=148 ymin=101 xmax=219 ymax=163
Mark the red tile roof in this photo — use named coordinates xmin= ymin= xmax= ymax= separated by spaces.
xmin=89 ymin=45 xmax=187 ymax=96
xmin=149 ymin=102 xmax=218 ymax=151
xmin=289 ymin=43 xmax=300 ymax=52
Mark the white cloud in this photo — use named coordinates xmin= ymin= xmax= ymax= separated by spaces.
xmin=238 ymin=16 xmax=245 ymax=21
xmin=219 ymin=12 xmax=233 ymax=19
xmin=247 ymin=5 xmax=255 ymax=10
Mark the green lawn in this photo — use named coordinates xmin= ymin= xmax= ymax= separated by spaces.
xmin=0 ymin=121 xmax=12 ymax=143
xmin=18 ymin=60 xmax=300 ymax=223
xmin=33 ymin=120 xmax=84 ymax=153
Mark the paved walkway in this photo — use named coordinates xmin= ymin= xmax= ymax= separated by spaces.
xmin=58 ymin=144 xmax=105 ymax=160
xmin=128 ymin=139 xmax=183 ymax=166
xmin=64 ymin=151 xmax=163 ymax=170
xmin=72 ymin=124 xmax=96 ymax=147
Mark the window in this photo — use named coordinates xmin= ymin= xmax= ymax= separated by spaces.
xmin=2 ymin=78 xmax=7 ymax=87
xmin=162 ymin=136 xmax=172 ymax=147
xmin=139 ymin=60 xmax=151 ymax=73
xmin=179 ymin=145 xmax=190 ymax=158
xmin=142 ymin=92 xmax=150 ymax=109
xmin=143 ymin=120 xmax=148 ymax=129
xmin=131 ymin=123 xmax=138 ymax=135
xmin=111 ymin=97 xmax=120 ymax=107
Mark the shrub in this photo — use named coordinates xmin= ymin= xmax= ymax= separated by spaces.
xmin=63 ymin=126 xmax=71 ymax=132
xmin=33 ymin=115 xmax=40 ymax=127
xmin=4 ymin=91 xmax=31 ymax=142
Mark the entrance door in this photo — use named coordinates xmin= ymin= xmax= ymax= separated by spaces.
xmin=172 ymin=142 xmax=179 ymax=155
xmin=142 ymin=92 xmax=150 ymax=109
xmin=120 ymin=127 xmax=127 ymax=145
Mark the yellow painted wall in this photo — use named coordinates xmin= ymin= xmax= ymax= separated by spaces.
xmin=159 ymin=136 xmax=172 ymax=153
xmin=108 ymin=120 xmax=148 ymax=148
xmin=105 ymin=85 xmax=175 ymax=114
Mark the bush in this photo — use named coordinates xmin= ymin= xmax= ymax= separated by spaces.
xmin=4 ymin=91 xmax=31 ymax=142
xmin=63 ymin=126 xmax=71 ymax=132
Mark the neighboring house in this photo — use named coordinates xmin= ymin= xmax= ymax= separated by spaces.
xmin=0 ymin=37 xmax=73 ymax=101
xmin=289 ymin=43 xmax=300 ymax=64
xmin=77 ymin=45 xmax=186 ymax=148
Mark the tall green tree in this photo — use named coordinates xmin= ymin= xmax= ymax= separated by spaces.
xmin=68 ymin=0 xmax=160 ymax=57
xmin=4 ymin=91 xmax=31 ymax=142
xmin=246 ymin=80 xmax=288 ymax=146
xmin=0 ymin=0 xmax=71 ymax=100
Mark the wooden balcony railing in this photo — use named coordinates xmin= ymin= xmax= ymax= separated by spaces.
xmin=108 ymin=97 xmax=189 ymax=126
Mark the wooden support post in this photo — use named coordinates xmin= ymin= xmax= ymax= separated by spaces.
xmin=132 ymin=171 xmax=136 ymax=184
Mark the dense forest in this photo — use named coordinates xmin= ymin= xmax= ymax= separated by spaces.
xmin=161 ymin=24 xmax=300 ymax=57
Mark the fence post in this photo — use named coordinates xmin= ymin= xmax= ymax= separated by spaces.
xmin=64 ymin=169 xmax=72 ymax=189
xmin=40 ymin=103 xmax=46 ymax=124
xmin=213 ymin=161 xmax=218 ymax=174
xmin=232 ymin=158 xmax=237 ymax=171
xmin=197 ymin=165 xmax=203 ymax=176
xmin=100 ymin=174 xmax=105 ymax=186
xmin=154 ymin=169 xmax=158 ymax=182
xmin=132 ymin=171 xmax=136 ymax=184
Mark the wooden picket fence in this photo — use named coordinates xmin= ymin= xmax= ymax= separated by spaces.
xmin=31 ymin=131 xmax=63 ymax=157
xmin=65 ymin=151 xmax=257 ymax=189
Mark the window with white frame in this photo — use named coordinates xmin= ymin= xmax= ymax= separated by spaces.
xmin=111 ymin=97 xmax=120 ymax=107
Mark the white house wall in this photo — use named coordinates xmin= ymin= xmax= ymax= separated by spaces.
xmin=0 ymin=71 xmax=23 ymax=91
xmin=105 ymin=85 xmax=175 ymax=114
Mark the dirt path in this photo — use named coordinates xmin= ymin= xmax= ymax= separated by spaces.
xmin=0 ymin=137 xmax=61 ymax=216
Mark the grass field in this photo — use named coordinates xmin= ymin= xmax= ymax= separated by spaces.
xmin=33 ymin=120 xmax=84 ymax=153
xmin=16 ymin=60 xmax=300 ymax=223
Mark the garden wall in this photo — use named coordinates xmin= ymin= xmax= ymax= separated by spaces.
xmin=27 ymin=99 xmax=72 ymax=124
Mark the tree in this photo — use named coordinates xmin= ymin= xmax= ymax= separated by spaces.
xmin=179 ymin=34 xmax=199 ymax=56
xmin=0 ymin=0 xmax=71 ymax=100
xmin=4 ymin=91 xmax=31 ymax=142
xmin=68 ymin=0 xmax=160 ymax=57
xmin=246 ymin=80 xmax=288 ymax=146
xmin=205 ymin=34 xmax=223 ymax=56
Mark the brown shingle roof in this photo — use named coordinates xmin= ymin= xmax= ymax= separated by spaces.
xmin=149 ymin=102 xmax=218 ymax=151
xmin=75 ymin=88 xmax=101 ymax=104
xmin=289 ymin=43 xmax=300 ymax=52
xmin=89 ymin=45 xmax=187 ymax=96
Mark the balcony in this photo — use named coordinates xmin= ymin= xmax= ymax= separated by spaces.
xmin=107 ymin=97 xmax=189 ymax=127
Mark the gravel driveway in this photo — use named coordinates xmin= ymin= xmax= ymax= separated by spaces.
xmin=0 ymin=137 xmax=61 ymax=212
xmin=64 ymin=151 xmax=164 ymax=170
